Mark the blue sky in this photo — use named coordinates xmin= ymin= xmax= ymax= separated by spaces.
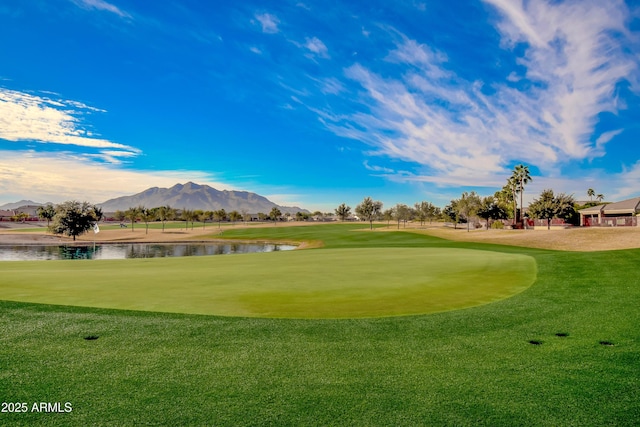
xmin=1 ymin=0 xmax=639 ymax=211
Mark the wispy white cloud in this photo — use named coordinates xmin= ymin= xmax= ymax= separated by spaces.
xmin=0 ymin=88 xmax=140 ymax=161
xmin=71 ymin=0 xmax=132 ymax=19
xmin=312 ymin=0 xmax=637 ymax=187
xmin=0 ymin=150 xmax=234 ymax=205
xmin=304 ymin=37 xmax=329 ymax=59
xmin=255 ymin=12 xmax=280 ymax=34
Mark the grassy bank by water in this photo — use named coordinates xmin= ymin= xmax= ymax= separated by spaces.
xmin=1 ymin=223 xmax=638 ymax=425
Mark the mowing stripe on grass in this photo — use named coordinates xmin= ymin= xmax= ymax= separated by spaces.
xmin=0 ymin=248 xmax=536 ymax=318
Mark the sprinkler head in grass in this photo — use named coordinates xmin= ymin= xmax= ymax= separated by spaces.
xmin=599 ymin=341 xmax=614 ymax=347
xmin=528 ymin=340 xmax=543 ymax=345
xmin=555 ymin=332 xmax=569 ymax=337
xmin=84 ymin=335 xmax=99 ymax=341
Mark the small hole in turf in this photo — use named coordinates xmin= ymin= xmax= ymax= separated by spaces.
xmin=599 ymin=341 xmax=614 ymax=346
xmin=555 ymin=333 xmax=569 ymax=337
xmin=529 ymin=340 xmax=542 ymax=345
xmin=84 ymin=335 xmax=99 ymax=341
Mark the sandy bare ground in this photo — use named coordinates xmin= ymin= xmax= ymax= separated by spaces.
xmin=391 ymin=223 xmax=640 ymax=252
xmin=0 ymin=221 xmax=320 ymax=247
xmin=0 ymin=221 xmax=639 ymax=252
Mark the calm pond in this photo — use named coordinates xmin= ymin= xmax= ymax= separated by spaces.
xmin=0 ymin=243 xmax=296 ymax=261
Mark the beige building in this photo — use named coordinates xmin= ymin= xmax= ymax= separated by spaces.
xmin=579 ymin=197 xmax=640 ymax=227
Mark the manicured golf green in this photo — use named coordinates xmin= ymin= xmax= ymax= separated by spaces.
xmin=1 ymin=224 xmax=638 ymax=426
xmin=0 ymin=248 xmax=535 ymax=318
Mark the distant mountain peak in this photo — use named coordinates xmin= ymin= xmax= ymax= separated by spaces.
xmin=97 ymin=182 xmax=308 ymax=214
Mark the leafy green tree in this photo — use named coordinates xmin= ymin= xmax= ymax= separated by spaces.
xmin=229 ymin=210 xmax=241 ymax=225
xmin=477 ymin=196 xmax=508 ymax=230
xmin=528 ymin=189 xmax=576 ymax=230
xmin=124 ymin=206 xmax=140 ymax=232
xmin=335 ymin=203 xmax=351 ymax=221
xmin=382 ymin=208 xmax=394 ymax=226
xmin=443 ymin=202 xmax=460 ymax=229
xmin=269 ymin=207 xmax=282 ymax=224
xmin=395 ymin=203 xmax=411 ymax=229
xmin=456 ymin=191 xmax=481 ymax=232
xmin=257 ymin=212 xmax=266 ymax=221
xmin=355 ymin=197 xmax=383 ymax=230
xmin=49 ymin=201 xmax=101 ymax=241
xmin=416 ymin=202 xmax=440 ymax=225
xmin=13 ymin=212 xmax=29 ymax=222
xmin=36 ymin=204 xmax=56 ymax=227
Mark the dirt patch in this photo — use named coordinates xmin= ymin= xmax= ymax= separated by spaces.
xmin=402 ymin=224 xmax=640 ymax=252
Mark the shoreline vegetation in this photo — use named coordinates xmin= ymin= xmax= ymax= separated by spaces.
xmin=1 ymin=220 xmax=640 ymax=252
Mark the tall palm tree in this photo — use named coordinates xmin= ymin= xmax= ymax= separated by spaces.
xmin=156 ymin=205 xmax=175 ymax=233
xmin=124 ymin=206 xmax=140 ymax=232
xmin=512 ymin=164 xmax=532 ymax=224
xmin=139 ymin=207 xmax=155 ymax=234
xmin=587 ymin=188 xmax=595 ymax=202
xmin=502 ymin=177 xmax=518 ymax=225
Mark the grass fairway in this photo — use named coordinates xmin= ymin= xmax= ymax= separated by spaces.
xmin=0 ymin=248 xmax=535 ymax=318
xmin=1 ymin=224 xmax=639 ymax=426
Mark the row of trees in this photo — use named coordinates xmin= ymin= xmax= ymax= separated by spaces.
xmin=37 ymin=201 xmax=103 ymax=241
xmin=338 ymin=165 xmax=596 ymax=231
xmin=40 ymin=164 xmax=598 ymax=239
xmin=112 ymin=206 xmax=286 ymax=233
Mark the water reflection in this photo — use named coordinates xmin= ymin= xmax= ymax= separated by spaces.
xmin=0 ymin=243 xmax=295 ymax=261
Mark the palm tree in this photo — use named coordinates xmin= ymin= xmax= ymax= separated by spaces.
xmin=597 ymin=194 xmax=605 ymax=203
xmin=587 ymin=188 xmax=595 ymax=202
xmin=512 ymin=164 xmax=532 ymax=224
xmin=213 ymin=209 xmax=226 ymax=228
xmin=269 ymin=207 xmax=282 ymax=225
xmin=503 ymin=177 xmax=518 ymax=225
xmin=139 ymin=207 xmax=155 ymax=234
xmin=182 ymin=209 xmax=197 ymax=230
xmin=156 ymin=205 xmax=175 ymax=233
xmin=124 ymin=206 xmax=140 ymax=232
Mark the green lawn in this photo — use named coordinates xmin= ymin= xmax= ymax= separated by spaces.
xmin=0 ymin=248 xmax=536 ymax=318
xmin=1 ymin=223 xmax=639 ymax=426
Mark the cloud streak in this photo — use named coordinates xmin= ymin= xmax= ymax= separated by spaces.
xmin=71 ymin=0 xmax=132 ymax=19
xmin=255 ymin=12 xmax=280 ymax=34
xmin=313 ymin=0 xmax=637 ymax=187
xmin=0 ymin=88 xmax=140 ymax=160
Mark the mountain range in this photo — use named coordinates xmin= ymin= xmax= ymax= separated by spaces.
xmin=96 ymin=182 xmax=308 ymax=214
xmin=0 ymin=200 xmax=44 ymax=210
xmin=1 ymin=183 xmax=309 ymax=214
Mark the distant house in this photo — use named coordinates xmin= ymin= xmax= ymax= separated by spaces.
xmin=0 ymin=209 xmax=15 ymax=220
xmin=579 ymin=197 xmax=640 ymax=227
